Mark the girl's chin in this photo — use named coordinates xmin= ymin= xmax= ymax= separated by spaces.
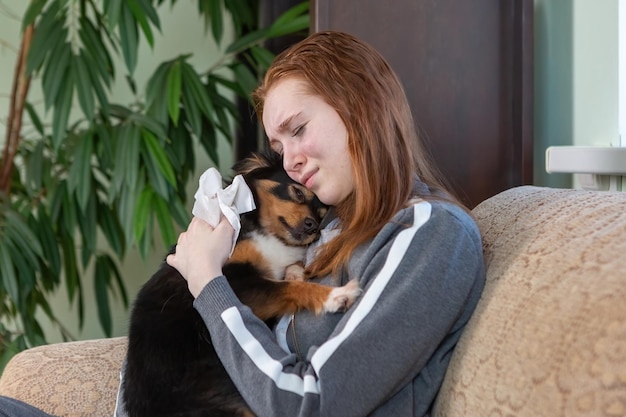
xmin=316 ymin=192 xmax=339 ymax=206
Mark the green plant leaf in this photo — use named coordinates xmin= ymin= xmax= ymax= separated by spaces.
xmin=249 ymin=45 xmax=275 ymax=70
xmin=266 ymin=2 xmax=309 ymax=38
xmin=107 ymin=255 xmax=128 ymax=307
xmin=79 ymin=17 xmax=115 ymax=88
xmin=141 ymin=130 xmax=176 ymax=186
xmin=68 ymin=130 xmax=94 ymax=210
xmin=166 ymin=60 xmax=183 ymax=125
xmin=225 ymin=29 xmax=267 ymax=55
xmin=21 ymin=0 xmax=47 ymax=32
xmin=169 ymin=196 xmax=191 ymax=228
xmin=73 ymin=54 xmax=95 ymax=121
xmin=137 ymin=210 xmax=153 ymax=259
xmin=61 ymin=233 xmax=79 ymax=304
xmin=24 ymin=102 xmax=45 ymax=135
xmin=167 ymin=121 xmax=196 ymax=171
xmin=4 ymin=211 xmax=43 ymax=260
xmin=105 ymin=0 xmax=123 ymax=30
xmin=119 ymin=3 xmax=139 ymax=74
xmin=51 ymin=71 xmax=74 ymax=151
xmin=198 ymin=121 xmax=219 ymax=164
xmin=88 ymin=63 xmax=111 ymax=116
xmin=109 ymin=104 xmax=132 ymax=119
xmin=76 ymin=192 xmax=97 ymax=268
xmin=231 ymin=62 xmax=258 ymax=100
xmin=60 ymin=181 xmax=78 ymax=240
xmin=94 ymin=254 xmax=127 ymax=307
xmin=209 ymin=73 xmax=241 ymax=98
xmin=133 ymin=187 xmax=153 ymax=243
xmin=223 ymin=0 xmax=257 ymax=35
xmin=98 ymin=203 xmax=125 ymax=256
xmin=1 ymin=210 xmax=42 ymax=297
xmin=136 ymin=0 xmax=161 ymax=30
xmin=267 ymin=14 xmax=309 ymax=38
xmin=25 ymin=140 xmax=44 ymax=192
xmin=124 ymin=125 xmax=141 ymax=189
xmin=129 ymin=113 xmax=168 ymax=141
xmin=181 ymin=87 xmax=202 ymax=138
xmin=127 ymin=0 xmax=155 ymax=48
xmin=119 ymin=181 xmax=140 ymax=249
xmin=153 ymin=194 xmax=176 ymax=247
xmin=141 ymin=151 xmax=169 ymax=199
xmin=25 ymin=2 xmax=64 ymax=74
xmin=181 ymin=63 xmax=215 ymax=118
xmin=35 ymin=206 xmax=61 ymax=279
xmin=145 ymin=61 xmax=170 ymax=111
xmin=0 ymin=244 xmax=19 ymax=304
xmin=207 ymin=0 xmax=223 ymax=43
xmin=94 ymin=123 xmax=114 ymax=171
xmin=94 ymin=255 xmax=113 ymax=337
xmin=41 ymin=40 xmax=70 ymax=111
xmin=112 ymin=123 xmax=140 ymax=193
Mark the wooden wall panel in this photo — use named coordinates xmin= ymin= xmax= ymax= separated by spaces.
xmin=312 ymin=0 xmax=533 ymax=207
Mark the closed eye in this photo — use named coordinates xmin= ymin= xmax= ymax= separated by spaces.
xmin=292 ymin=123 xmax=306 ymax=137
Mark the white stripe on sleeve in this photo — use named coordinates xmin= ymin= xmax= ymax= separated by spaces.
xmin=310 ymin=202 xmax=432 ymax=375
xmin=221 ymin=307 xmax=319 ymax=395
xmin=220 ymin=201 xmax=432 ymax=398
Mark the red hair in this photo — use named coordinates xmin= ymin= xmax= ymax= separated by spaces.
xmin=253 ymin=31 xmax=462 ymax=279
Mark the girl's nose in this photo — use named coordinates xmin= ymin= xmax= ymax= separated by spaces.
xmin=283 ymin=144 xmax=304 ymax=174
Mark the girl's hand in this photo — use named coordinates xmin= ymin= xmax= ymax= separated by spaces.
xmin=166 ymin=216 xmax=235 ymax=298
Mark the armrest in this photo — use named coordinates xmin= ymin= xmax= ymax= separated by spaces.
xmin=0 ymin=337 xmax=127 ymax=417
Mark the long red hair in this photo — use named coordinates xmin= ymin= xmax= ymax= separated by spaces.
xmin=253 ymin=31 xmax=462 ymax=279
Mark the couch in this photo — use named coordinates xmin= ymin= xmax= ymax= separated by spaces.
xmin=0 ymin=186 xmax=624 ymax=417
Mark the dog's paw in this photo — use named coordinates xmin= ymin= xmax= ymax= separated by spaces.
xmin=323 ymin=279 xmax=362 ymax=313
xmin=284 ymin=263 xmax=306 ymax=281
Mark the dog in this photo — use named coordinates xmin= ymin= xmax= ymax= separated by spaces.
xmin=121 ymin=151 xmax=360 ymax=417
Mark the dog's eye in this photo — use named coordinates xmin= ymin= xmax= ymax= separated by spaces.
xmin=292 ymin=187 xmax=306 ymax=203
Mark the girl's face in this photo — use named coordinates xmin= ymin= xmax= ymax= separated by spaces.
xmin=262 ymin=78 xmax=355 ymax=206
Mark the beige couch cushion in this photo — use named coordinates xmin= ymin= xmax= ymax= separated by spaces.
xmin=0 ymin=337 xmax=127 ymax=417
xmin=434 ymin=186 xmax=626 ymax=417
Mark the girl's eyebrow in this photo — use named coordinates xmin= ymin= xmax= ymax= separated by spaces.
xmin=278 ymin=112 xmax=302 ymax=132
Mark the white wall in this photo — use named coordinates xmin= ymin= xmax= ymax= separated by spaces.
xmin=0 ymin=0 xmax=234 ymax=342
xmin=534 ymin=0 xmax=619 ymax=188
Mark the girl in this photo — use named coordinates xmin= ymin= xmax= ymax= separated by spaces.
xmin=166 ymin=31 xmax=485 ymax=417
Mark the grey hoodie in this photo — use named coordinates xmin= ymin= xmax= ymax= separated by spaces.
xmin=187 ymin=196 xmax=485 ymax=417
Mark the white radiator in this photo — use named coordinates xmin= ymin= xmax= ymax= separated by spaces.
xmin=546 ymin=146 xmax=626 ymax=191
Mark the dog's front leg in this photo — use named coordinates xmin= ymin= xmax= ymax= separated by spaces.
xmin=284 ymin=262 xmax=306 ymax=281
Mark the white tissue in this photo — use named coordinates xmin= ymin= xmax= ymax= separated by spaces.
xmin=191 ymin=168 xmax=256 ymax=255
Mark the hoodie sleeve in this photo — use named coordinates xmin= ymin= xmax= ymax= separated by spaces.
xmin=193 ymin=200 xmax=485 ymax=417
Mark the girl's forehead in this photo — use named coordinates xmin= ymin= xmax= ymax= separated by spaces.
xmin=264 ymin=80 xmax=313 ymax=127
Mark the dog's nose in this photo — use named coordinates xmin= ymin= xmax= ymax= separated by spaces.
xmin=303 ymin=217 xmax=319 ymax=235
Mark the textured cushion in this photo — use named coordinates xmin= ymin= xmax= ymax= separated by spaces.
xmin=434 ymin=186 xmax=626 ymax=417
xmin=0 ymin=337 xmax=127 ymax=417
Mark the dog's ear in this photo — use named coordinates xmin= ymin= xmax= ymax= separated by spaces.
xmin=232 ymin=151 xmax=282 ymax=176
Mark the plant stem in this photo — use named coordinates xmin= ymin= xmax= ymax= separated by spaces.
xmin=0 ymin=24 xmax=34 ymax=194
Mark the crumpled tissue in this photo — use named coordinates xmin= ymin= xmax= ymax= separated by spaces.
xmin=191 ymin=168 xmax=256 ymax=255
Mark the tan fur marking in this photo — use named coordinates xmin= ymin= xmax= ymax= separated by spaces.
xmin=249 ymin=280 xmax=335 ymax=320
xmin=229 ymin=240 xmax=271 ymax=275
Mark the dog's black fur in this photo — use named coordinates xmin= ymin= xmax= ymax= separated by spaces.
xmin=122 ymin=152 xmax=358 ymax=417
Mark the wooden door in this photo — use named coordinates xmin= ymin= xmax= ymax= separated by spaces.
xmin=312 ymin=0 xmax=533 ymax=208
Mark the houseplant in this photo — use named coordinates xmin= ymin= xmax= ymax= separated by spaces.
xmin=0 ymin=0 xmax=308 ymax=366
